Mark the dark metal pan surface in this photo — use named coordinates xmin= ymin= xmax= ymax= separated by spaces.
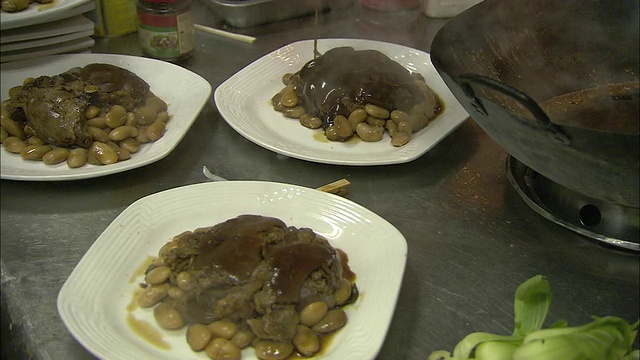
xmin=430 ymin=0 xmax=640 ymax=208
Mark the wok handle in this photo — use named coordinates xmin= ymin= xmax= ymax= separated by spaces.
xmin=457 ymin=73 xmax=570 ymax=144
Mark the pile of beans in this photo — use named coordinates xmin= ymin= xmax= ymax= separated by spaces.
xmin=272 ymin=72 xmax=421 ymax=147
xmin=0 ymin=78 xmax=169 ymax=168
xmin=136 ymin=235 xmax=356 ymax=360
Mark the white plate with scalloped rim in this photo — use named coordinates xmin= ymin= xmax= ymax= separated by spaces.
xmin=0 ymin=0 xmax=93 ymax=30
xmin=0 ymin=53 xmax=212 ymax=181
xmin=214 ymin=38 xmax=469 ymax=166
xmin=57 ymin=181 xmax=408 ymax=360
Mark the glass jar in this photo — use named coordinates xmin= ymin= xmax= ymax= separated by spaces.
xmin=137 ymin=0 xmax=195 ymax=62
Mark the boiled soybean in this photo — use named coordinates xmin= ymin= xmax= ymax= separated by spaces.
xmin=204 ymin=338 xmax=241 ymax=360
xmin=146 ymin=96 xmax=168 ymax=113
xmin=145 ymin=121 xmax=165 ymax=142
xmin=153 ymin=303 xmax=184 ymax=330
xmin=88 ymin=126 xmax=111 ymax=143
xmin=167 ymin=286 xmax=184 ymax=299
xmin=145 ymin=265 xmax=171 ymax=285
xmin=90 ymin=141 xmax=118 ymax=165
xmin=135 ymin=105 xmax=157 ymax=126
xmin=105 ymin=104 xmax=127 ymax=128
xmin=282 ymin=106 xmax=306 ymax=119
xmin=397 ymin=120 xmax=412 ymax=134
xmin=207 ymin=320 xmax=237 ymax=340
xmin=176 ymin=271 xmax=192 ymax=291
xmin=186 ymin=324 xmax=212 ymax=351
xmin=138 ymin=283 xmax=170 ymax=307
xmin=391 ymin=131 xmax=411 ymax=147
xmin=300 ymin=301 xmax=328 ymax=327
xmin=43 ymin=148 xmax=70 ymax=165
xmin=119 ymin=137 xmax=140 ymax=153
xmin=312 ymin=309 xmax=347 ymax=334
xmin=0 ymin=127 xmax=8 ymax=142
xmin=253 ymin=340 xmax=294 ymax=360
xmin=299 ymin=114 xmax=322 ymax=129
xmin=85 ymin=105 xmax=100 ymax=119
xmin=27 ymin=136 xmax=45 ymax=145
xmin=20 ymin=144 xmax=52 ymax=160
xmin=390 ymin=109 xmax=410 ymax=124
xmin=364 ymin=104 xmax=390 ymax=119
xmin=280 ymin=91 xmax=299 ymax=107
xmin=334 ymin=278 xmax=352 ymax=306
xmin=0 ymin=114 xmax=26 ymax=140
xmin=230 ymin=330 xmax=254 ymax=349
xmin=67 ymin=148 xmax=88 ymax=168
xmin=293 ymin=325 xmax=320 ymax=357
xmin=355 ymin=123 xmax=384 ymax=142
xmin=348 ymin=108 xmax=367 ymax=128
xmin=109 ymin=125 xmax=139 ymax=141
xmin=155 ymin=111 xmax=169 ymax=123
xmin=87 ymin=116 xmax=107 ymax=128
xmin=3 ymin=137 xmax=26 ymax=153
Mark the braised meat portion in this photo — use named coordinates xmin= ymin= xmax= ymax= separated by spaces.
xmin=272 ymin=46 xmax=443 ymax=146
xmin=80 ymin=63 xmax=150 ymax=111
xmin=294 ymin=46 xmax=439 ymax=130
xmin=149 ymin=214 xmax=353 ymax=342
xmin=22 ymin=81 xmax=93 ymax=148
xmin=5 ymin=64 xmax=151 ymax=148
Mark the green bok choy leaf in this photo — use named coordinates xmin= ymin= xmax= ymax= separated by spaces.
xmin=428 ymin=275 xmax=639 ymax=360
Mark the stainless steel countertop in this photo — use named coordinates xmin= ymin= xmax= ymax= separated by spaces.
xmin=1 ymin=1 xmax=638 ymax=359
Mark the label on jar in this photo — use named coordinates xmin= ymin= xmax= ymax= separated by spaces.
xmin=138 ymin=10 xmax=194 ymax=60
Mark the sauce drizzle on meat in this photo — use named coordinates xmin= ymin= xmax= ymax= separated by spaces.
xmin=269 ymin=242 xmax=335 ymax=304
xmin=272 ymin=46 xmax=444 ymax=146
xmin=297 ymin=46 xmax=430 ymax=127
xmin=194 ymin=215 xmax=286 ymax=281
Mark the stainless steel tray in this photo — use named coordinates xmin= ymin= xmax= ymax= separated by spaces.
xmin=202 ymin=0 xmax=330 ymax=28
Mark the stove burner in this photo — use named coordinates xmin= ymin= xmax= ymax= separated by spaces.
xmin=507 ymin=155 xmax=639 ymax=251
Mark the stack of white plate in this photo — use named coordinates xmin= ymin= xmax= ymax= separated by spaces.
xmin=1 ymin=0 xmax=96 ymax=63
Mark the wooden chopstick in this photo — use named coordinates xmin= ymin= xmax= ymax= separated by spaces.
xmin=194 ymin=24 xmax=257 ymax=44
xmin=202 ymin=166 xmax=349 ymax=196
xmin=316 ymin=178 xmax=351 ymax=196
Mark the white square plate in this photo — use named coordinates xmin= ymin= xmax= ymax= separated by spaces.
xmin=57 ymin=181 xmax=408 ymax=360
xmin=214 ymin=38 xmax=469 ymax=166
xmin=0 ymin=53 xmax=212 ymax=181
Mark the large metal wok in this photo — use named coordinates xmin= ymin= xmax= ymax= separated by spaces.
xmin=430 ymin=0 xmax=640 ymax=209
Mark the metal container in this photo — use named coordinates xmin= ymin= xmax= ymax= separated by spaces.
xmin=430 ymin=0 xmax=640 ymax=208
xmin=201 ymin=0 xmax=330 ymax=28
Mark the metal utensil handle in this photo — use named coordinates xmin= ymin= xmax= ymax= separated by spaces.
xmin=458 ymin=73 xmax=570 ymax=144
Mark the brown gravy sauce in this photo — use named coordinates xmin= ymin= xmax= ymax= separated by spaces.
xmin=336 ymin=248 xmax=356 ymax=282
xmin=126 ymin=287 xmax=171 ymax=350
xmin=194 ymin=215 xmax=342 ymax=302
xmin=296 ymin=46 xmax=431 ymax=127
xmin=541 ymin=81 xmax=639 ymax=134
xmin=129 ymin=255 xmax=153 ymax=284
xmin=269 ymin=242 xmax=335 ymax=303
xmin=193 ymin=215 xmax=286 ymax=281
xmin=126 ymin=313 xmax=171 ymax=350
